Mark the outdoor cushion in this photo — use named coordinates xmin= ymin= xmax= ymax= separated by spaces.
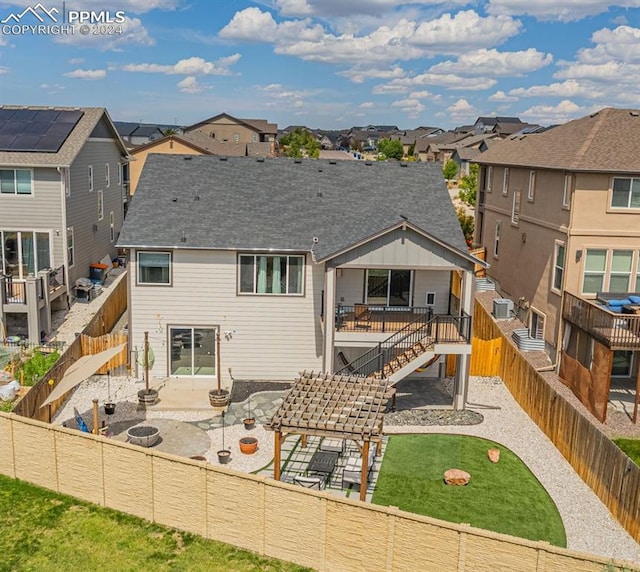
xmin=628 ymin=295 xmax=640 ymax=304
xmin=608 ymin=299 xmax=631 ymax=307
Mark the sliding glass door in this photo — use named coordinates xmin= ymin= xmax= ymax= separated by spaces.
xmin=169 ymin=326 xmax=216 ymax=376
xmin=366 ymin=269 xmax=412 ymax=306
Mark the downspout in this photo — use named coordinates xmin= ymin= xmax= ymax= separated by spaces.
xmin=57 ymin=166 xmax=71 ymax=300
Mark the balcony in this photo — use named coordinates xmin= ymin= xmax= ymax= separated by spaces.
xmin=563 ymin=292 xmax=640 ymax=350
xmin=335 ymin=305 xmax=433 ymax=333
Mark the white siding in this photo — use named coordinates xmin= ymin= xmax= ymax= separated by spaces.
xmin=336 ymin=269 xmax=365 ymax=304
xmin=129 ymin=249 xmax=324 ymax=382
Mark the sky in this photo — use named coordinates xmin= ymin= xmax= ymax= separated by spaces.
xmin=0 ymin=1 xmax=639 ymax=131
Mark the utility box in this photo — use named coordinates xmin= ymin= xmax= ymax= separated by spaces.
xmin=493 ymin=298 xmax=514 ymax=319
xmin=89 ymin=263 xmax=109 ymax=285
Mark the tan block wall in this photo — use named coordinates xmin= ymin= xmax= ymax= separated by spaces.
xmin=0 ymin=412 xmax=634 ymax=572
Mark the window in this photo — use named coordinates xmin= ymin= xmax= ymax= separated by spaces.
xmin=252 ymin=133 xmax=258 ymax=143
xmin=511 ymin=190 xmax=521 ymax=225
xmin=425 ymin=292 xmax=436 ymax=306
xmin=67 ymin=227 xmax=74 ymax=267
xmin=63 ymin=168 xmax=70 ymax=197
xmin=117 ymin=163 xmax=122 ymax=186
xmin=0 ymin=230 xmax=50 ymax=278
xmin=552 ymin=242 xmax=565 ymax=293
xmin=611 ymin=177 xmax=640 ymax=209
xmin=582 ymin=249 xmax=607 ymax=294
xmin=528 ymin=170 xmax=536 ymax=200
xmin=88 ymin=165 xmax=93 ymax=192
xmin=502 ymin=168 xmax=509 ymax=195
xmin=233 ymin=133 xmax=240 ymax=143
xmin=109 ymin=212 xmax=115 ymax=242
xmin=486 ymin=166 xmax=493 ymax=192
xmin=105 ymin=163 xmax=110 ymax=188
xmin=0 ymin=169 xmax=32 ymax=195
xmin=529 ymin=310 xmax=545 ymax=340
xmin=97 ymin=190 xmax=104 ymax=221
xmin=366 ymin=269 xmax=412 ymax=306
xmin=239 ymin=254 xmax=304 ymax=295
xmin=493 ymin=221 xmax=501 ymax=258
xmin=612 ymin=350 xmax=633 ymax=377
xmin=609 ymin=250 xmax=633 ymax=292
xmin=138 ymin=251 xmax=171 ymax=285
xmin=563 ymin=175 xmax=573 ymax=208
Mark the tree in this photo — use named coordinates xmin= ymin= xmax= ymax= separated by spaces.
xmin=377 ymin=138 xmax=403 ymax=160
xmin=279 ymin=128 xmax=320 ymax=158
xmin=456 ymin=206 xmax=475 ymax=248
xmin=443 ymin=159 xmax=458 ymax=181
xmin=458 ymin=163 xmax=478 ymax=207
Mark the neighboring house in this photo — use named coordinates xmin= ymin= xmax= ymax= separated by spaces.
xmin=113 ymin=121 xmax=177 ymax=147
xmin=0 ymin=105 xmax=129 ymax=343
xmin=415 ymin=132 xmax=471 ymax=163
xmin=473 ymin=116 xmax=526 ymax=136
xmin=389 ymin=127 xmax=444 ymax=157
xmin=183 ymin=112 xmax=277 ymax=157
xmin=449 ymin=133 xmax=502 ymax=177
xmin=118 ymin=155 xmax=483 ymax=409
xmin=474 ymin=107 xmax=640 ymax=419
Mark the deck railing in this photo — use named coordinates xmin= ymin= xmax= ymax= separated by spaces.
xmin=335 ymin=305 xmax=433 ymax=333
xmin=1 ymin=277 xmax=27 ymax=305
xmin=562 ymin=292 xmax=640 ymax=350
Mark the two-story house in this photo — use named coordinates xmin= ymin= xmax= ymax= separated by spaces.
xmin=118 ymin=155 xmax=483 ymax=409
xmin=182 ymin=112 xmax=277 ymax=157
xmin=474 ymin=108 xmax=640 ymax=421
xmin=0 ymin=106 xmax=129 ymax=344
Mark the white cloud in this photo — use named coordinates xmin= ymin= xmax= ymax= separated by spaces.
xmin=68 ymin=57 xmax=84 ymax=64
xmin=486 ymin=0 xmax=640 ymax=22
xmin=123 ymin=55 xmax=240 ymax=76
xmin=177 ymin=76 xmax=209 ymax=93
xmin=338 ymin=65 xmax=405 ymax=83
xmin=219 ymin=8 xmax=521 ymax=68
xmin=64 ymin=68 xmax=106 ymax=79
xmin=39 ymin=82 xmax=65 ymax=93
xmin=360 ymin=101 xmax=375 ymax=108
xmin=519 ymin=99 xmax=586 ymax=124
xmin=575 ymin=25 xmax=640 ymax=65
xmin=54 ymin=17 xmax=154 ymax=50
xmin=429 ymin=48 xmax=552 ymax=77
xmin=509 ymin=79 xmax=602 ymax=99
xmin=391 ymin=97 xmax=426 ymax=117
xmin=273 ymin=0 xmax=470 ymax=17
xmin=375 ymin=73 xmax=495 ymax=94
xmin=446 ymin=98 xmax=477 ymax=122
xmin=489 ymin=90 xmax=518 ymax=102
xmin=0 ymin=66 xmax=8 ymax=74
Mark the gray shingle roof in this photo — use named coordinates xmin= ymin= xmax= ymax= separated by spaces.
xmin=118 ymin=155 xmax=468 ymax=259
xmin=0 ymin=106 xmax=126 ymax=167
xmin=476 ymin=107 xmax=640 ymax=172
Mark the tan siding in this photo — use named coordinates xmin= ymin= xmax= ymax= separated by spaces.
xmin=129 ymin=249 xmax=323 ymax=381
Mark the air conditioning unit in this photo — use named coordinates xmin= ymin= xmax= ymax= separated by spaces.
xmin=493 ymin=298 xmax=514 ymax=319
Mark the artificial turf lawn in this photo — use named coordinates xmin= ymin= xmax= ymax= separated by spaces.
xmin=614 ymin=438 xmax=640 ymax=466
xmin=0 ymin=474 xmax=310 ymax=572
xmin=372 ymin=434 xmax=566 ymax=547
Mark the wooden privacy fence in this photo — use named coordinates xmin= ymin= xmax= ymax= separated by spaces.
xmin=13 ymin=272 xmax=128 ymax=422
xmin=469 ymin=336 xmax=502 ymax=376
xmin=80 ymin=333 xmax=128 ymax=374
xmin=472 ymin=299 xmax=640 ymax=544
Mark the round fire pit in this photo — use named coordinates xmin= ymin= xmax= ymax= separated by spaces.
xmin=127 ymin=425 xmax=160 ymax=448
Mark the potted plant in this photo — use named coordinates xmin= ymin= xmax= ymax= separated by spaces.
xmin=217 ymin=411 xmax=231 ymax=464
xmin=243 ymin=394 xmax=255 ymax=429
xmin=209 ymin=332 xmax=230 ymax=408
xmin=138 ymin=332 xmax=158 ymax=406
xmin=239 ymin=436 xmax=258 ymax=454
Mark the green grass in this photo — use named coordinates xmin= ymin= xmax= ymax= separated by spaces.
xmin=0 ymin=474 xmax=310 ymax=572
xmin=372 ymin=434 xmax=566 ymax=547
xmin=614 ymin=439 xmax=640 ymax=466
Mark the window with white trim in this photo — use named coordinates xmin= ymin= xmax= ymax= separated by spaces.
xmin=552 ymin=242 xmax=565 ymax=293
xmin=97 ymin=190 xmax=104 ymax=221
xmin=252 ymin=133 xmax=258 ymax=143
xmin=233 ymin=133 xmax=240 ymax=143
xmin=486 ymin=166 xmax=493 ymax=192
xmin=582 ymin=249 xmax=607 ymax=294
xmin=109 ymin=212 xmax=115 ymax=242
xmin=502 ymin=168 xmax=509 ymax=195
xmin=493 ymin=221 xmax=501 ymax=258
xmin=67 ymin=227 xmax=74 ymax=267
xmin=88 ymin=165 xmax=93 ymax=192
xmin=117 ymin=162 xmax=122 ymax=186
xmin=611 ymin=177 xmax=640 ymax=209
xmin=239 ymin=254 xmax=304 ymax=295
xmin=0 ymin=169 xmax=32 ymax=195
xmin=64 ymin=168 xmax=70 ymax=197
xmin=528 ymin=170 xmax=536 ymax=200
xmin=563 ymin=174 xmax=573 ymax=208
xmin=105 ymin=163 xmax=110 ymax=188
xmin=137 ymin=251 xmax=171 ymax=284
xmin=425 ymin=292 xmax=436 ymax=306
xmin=529 ymin=310 xmax=545 ymax=340
xmin=609 ymin=250 xmax=633 ymax=292
xmin=511 ymin=190 xmax=521 ymax=225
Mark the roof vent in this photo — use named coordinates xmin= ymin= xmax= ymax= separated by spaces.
xmin=631 ymin=111 xmax=639 ymax=117
xmin=294 ymin=158 xmax=302 ymax=164
xmin=318 ymin=168 xmax=323 ymax=172
xmin=172 ymin=197 xmax=178 ymax=202
xmin=365 ymin=161 xmax=373 ymax=166
xmin=400 ymin=162 xmax=408 ymax=167
xmin=180 ymin=231 xmax=187 ymax=243
xmin=317 ymin=191 xmax=323 ymax=198
xmin=256 ymin=157 xmax=265 ymax=162
xmin=194 ymin=195 xmax=200 ymax=201
xmin=219 ymin=155 xmax=228 ymax=161
xmin=183 ymin=156 xmax=192 ymax=160
xmin=329 ymin=160 xmax=337 ymax=165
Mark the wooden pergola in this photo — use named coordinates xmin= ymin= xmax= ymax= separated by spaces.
xmin=264 ymin=370 xmax=395 ymax=501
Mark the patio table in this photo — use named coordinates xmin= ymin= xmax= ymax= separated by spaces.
xmin=307 ymin=450 xmax=339 ymax=477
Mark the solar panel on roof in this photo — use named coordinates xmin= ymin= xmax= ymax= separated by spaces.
xmin=0 ymin=108 xmax=84 ymax=153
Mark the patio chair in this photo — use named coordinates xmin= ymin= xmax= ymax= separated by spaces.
xmin=342 ymin=451 xmax=376 ymax=488
xmin=320 ymin=437 xmax=346 ymax=454
xmin=293 ymin=475 xmax=326 ymax=490
xmin=354 ymin=303 xmax=371 ymax=328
